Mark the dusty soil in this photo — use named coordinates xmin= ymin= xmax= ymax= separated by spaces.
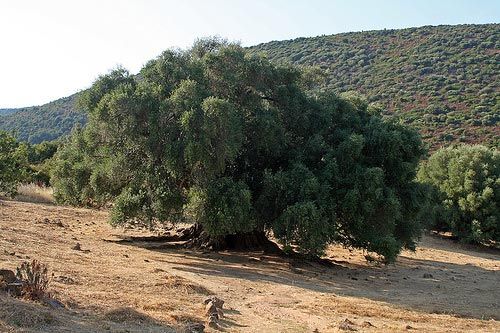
xmin=0 ymin=200 xmax=499 ymax=332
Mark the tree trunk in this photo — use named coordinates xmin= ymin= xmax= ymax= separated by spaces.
xmin=183 ymin=225 xmax=281 ymax=253
xmin=106 ymin=224 xmax=282 ymax=254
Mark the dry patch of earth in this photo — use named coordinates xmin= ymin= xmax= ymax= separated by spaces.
xmin=0 ymin=200 xmax=499 ymax=332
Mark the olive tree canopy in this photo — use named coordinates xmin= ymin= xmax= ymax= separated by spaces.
xmin=51 ymin=40 xmax=428 ymax=262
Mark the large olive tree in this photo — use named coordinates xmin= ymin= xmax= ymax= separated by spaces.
xmin=51 ymin=40 xmax=427 ymax=262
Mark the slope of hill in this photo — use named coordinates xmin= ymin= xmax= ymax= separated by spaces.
xmin=250 ymin=24 xmax=499 ymax=148
xmin=0 ymin=94 xmax=85 ymax=144
xmin=0 ymin=24 xmax=498 ymax=147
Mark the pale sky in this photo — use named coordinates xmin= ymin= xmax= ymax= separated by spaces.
xmin=0 ymin=0 xmax=498 ymax=108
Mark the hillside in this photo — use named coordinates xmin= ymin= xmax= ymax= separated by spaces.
xmin=250 ymin=24 xmax=499 ymax=149
xmin=0 ymin=94 xmax=85 ymax=144
xmin=1 ymin=200 xmax=499 ymax=332
xmin=0 ymin=109 xmax=18 ymax=116
xmin=1 ymin=24 xmax=498 ymax=147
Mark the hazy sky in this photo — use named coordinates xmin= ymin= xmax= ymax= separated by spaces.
xmin=0 ymin=0 xmax=498 ymax=108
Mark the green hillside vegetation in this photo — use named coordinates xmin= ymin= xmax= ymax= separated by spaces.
xmin=250 ymin=24 xmax=499 ymax=149
xmin=0 ymin=94 xmax=85 ymax=144
xmin=0 ymin=24 xmax=498 ymax=147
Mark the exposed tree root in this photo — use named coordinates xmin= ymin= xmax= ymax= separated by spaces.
xmin=105 ymin=225 xmax=340 ymax=267
xmin=182 ymin=224 xmax=282 ymax=254
xmin=105 ymin=224 xmax=282 ymax=254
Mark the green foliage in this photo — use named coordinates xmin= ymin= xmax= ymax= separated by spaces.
xmin=0 ymin=132 xmax=58 ymax=191
xmin=27 ymin=141 xmax=59 ymax=164
xmin=50 ymin=126 xmax=123 ymax=207
xmin=418 ymin=145 xmax=500 ymax=243
xmin=51 ymin=40 xmax=427 ymax=261
xmin=20 ymin=141 xmax=60 ymax=185
xmin=186 ymin=178 xmax=256 ymax=237
xmin=250 ymin=24 xmax=499 ymax=149
xmin=0 ymin=131 xmax=28 ymax=196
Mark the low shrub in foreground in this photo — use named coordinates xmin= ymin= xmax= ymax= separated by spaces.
xmin=15 ymin=260 xmax=51 ymax=301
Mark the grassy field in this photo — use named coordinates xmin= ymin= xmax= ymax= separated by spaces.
xmin=0 ymin=200 xmax=499 ymax=332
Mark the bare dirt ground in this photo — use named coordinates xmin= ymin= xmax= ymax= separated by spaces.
xmin=0 ymin=200 xmax=499 ymax=332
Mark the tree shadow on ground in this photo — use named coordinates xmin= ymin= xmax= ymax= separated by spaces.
xmin=424 ymin=232 xmax=500 ymax=261
xmin=115 ymin=236 xmax=500 ymax=321
xmin=0 ymin=294 xmax=182 ymax=333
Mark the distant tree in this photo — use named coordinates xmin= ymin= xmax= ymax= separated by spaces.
xmin=0 ymin=131 xmax=28 ymax=196
xmin=28 ymin=141 xmax=59 ymax=164
xmin=51 ymin=39 xmax=428 ymax=262
xmin=418 ymin=145 xmax=499 ymax=243
xmin=22 ymin=140 xmax=60 ymax=185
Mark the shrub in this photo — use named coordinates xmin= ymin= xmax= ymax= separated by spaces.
xmin=0 ymin=131 xmax=29 ymax=197
xmin=418 ymin=145 xmax=499 ymax=243
xmin=15 ymin=260 xmax=51 ymax=301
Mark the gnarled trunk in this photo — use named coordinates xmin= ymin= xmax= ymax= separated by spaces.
xmin=182 ymin=224 xmax=281 ymax=253
xmin=107 ymin=224 xmax=282 ymax=254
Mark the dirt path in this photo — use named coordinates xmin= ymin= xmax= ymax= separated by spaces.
xmin=1 ymin=201 xmax=499 ymax=332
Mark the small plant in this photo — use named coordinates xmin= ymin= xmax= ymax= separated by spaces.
xmin=15 ymin=260 xmax=51 ymax=301
xmin=282 ymin=244 xmax=294 ymax=255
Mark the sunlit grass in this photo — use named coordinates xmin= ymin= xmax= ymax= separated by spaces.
xmin=14 ymin=183 xmax=54 ymax=204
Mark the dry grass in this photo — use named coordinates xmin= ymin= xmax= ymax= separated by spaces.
xmin=163 ymin=275 xmax=213 ymax=295
xmin=14 ymin=183 xmax=54 ymax=204
xmin=0 ymin=200 xmax=499 ymax=332
xmin=103 ymin=307 xmax=152 ymax=323
xmin=0 ymin=295 xmax=57 ymax=328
